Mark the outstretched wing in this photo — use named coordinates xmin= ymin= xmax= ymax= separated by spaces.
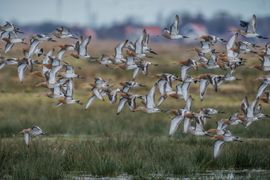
xmin=24 ymin=133 xmax=30 ymax=146
xmin=247 ymin=14 xmax=256 ymax=34
xmin=85 ymin=95 xmax=96 ymax=109
xmin=214 ymin=140 xmax=224 ymax=158
xmin=170 ymin=15 xmax=180 ymax=36
xmin=169 ymin=114 xmax=184 ymax=136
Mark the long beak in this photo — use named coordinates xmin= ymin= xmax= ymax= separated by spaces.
xmin=49 ymin=39 xmax=57 ymax=42
xmin=139 ymin=84 xmax=146 ymax=87
xmin=265 ymin=114 xmax=270 ymax=118
xmin=150 ymin=50 xmax=158 ymax=55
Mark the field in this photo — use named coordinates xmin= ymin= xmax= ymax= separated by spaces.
xmin=1 ymin=40 xmax=270 ymax=179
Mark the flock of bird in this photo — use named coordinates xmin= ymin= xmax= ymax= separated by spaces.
xmin=1 ymin=14 xmax=270 ymax=159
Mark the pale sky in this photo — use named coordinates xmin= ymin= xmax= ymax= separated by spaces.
xmin=0 ymin=0 xmax=269 ymax=27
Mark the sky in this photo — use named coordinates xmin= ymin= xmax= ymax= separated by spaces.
xmin=0 ymin=0 xmax=269 ymax=27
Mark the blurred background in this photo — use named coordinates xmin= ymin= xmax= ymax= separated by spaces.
xmin=1 ymin=0 xmax=270 ymax=41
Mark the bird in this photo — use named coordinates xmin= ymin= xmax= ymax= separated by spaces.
xmin=162 ymin=15 xmax=189 ymax=40
xmin=114 ymin=40 xmax=128 ymax=64
xmin=188 ymin=122 xmax=209 ymax=136
xmin=32 ymin=33 xmax=56 ymax=42
xmin=196 ymin=35 xmax=227 ymax=44
xmin=195 ymin=74 xmax=210 ymax=101
xmin=134 ymin=85 xmax=161 ymax=113
xmin=212 ymin=130 xmax=242 ymax=158
xmin=240 ymin=96 xmax=268 ymax=127
xmin=19 ymin=126 xmax=45 ymax=147
xmin=0 ymin=56 xmax=18 ymax=70
xmin=156 ymin=78 xmax=178 ymax=106
xmin=120 ymin=81 xmax=144 ymax=93
xmin=53 ymin=27 xmax=77 ymax=39
xmin=17 ymin=58 xmax=29 ymax=82
xmin=175 ymin=77 xmax=196 ymax=101
xmin=98 ymin=54 xmax=114 ymax=67
xmin=179 ymin=59 xmax=198 ymax=81
xmin=72 ymin=36 xmax=93 ymax=60
xmin=239 ymin=14 xmax=268 ymax=39
xmin=116 ymin=92 xmax=142 ymax=115
xmin=256 ymin=75 xmax=270 ymax=98
xmin=168 ymin=108 xmax=188 ymax=136
xmin=56 ymin=79 xmax=82 ymax=106
xmin=57 ymin=44 xmax=75 ymax=60
xmin=207 ymin=120 xmax=228 ymax=136
xmin=2 ymin=35 xmax=27 ymax=53
xmin=25 ymin=38 xmax=42 ymax=58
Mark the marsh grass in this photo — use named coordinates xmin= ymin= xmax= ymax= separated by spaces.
xmin=1 ymin=137 xmax=270 ymax=179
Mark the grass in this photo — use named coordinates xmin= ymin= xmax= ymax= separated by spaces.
xmin=0 ymin=41 xmax=270 ymax=178
xmin=1 ymin=136 xmax=270 ymax=179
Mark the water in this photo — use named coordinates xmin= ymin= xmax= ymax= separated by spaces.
xmin=68 ymin=169 xmax=270 ymax=179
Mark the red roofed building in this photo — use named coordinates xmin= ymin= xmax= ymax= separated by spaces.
xmin=125 ymin=26 xmax=161 ymax=39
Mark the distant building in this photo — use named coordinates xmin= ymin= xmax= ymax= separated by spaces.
xmin=84 ymin=28 xmax=97 ymax=39
xmin=124 ymin=26 xmax=161 ymax=41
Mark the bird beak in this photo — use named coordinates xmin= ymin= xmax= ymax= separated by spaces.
xmin=139 ymin=84 xmax=146 ymax=87
xmin=265 ymin=114 xmax=270 ymax=118
xmin=150 ymin=50 xmax=158 ymax=55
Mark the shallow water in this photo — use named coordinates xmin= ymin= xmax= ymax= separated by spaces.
xmin=68 ymin=169 xmax=270 ymax=179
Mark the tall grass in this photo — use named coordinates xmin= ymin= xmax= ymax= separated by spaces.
xmin=1 ymin=137 xmax=270 ymax=179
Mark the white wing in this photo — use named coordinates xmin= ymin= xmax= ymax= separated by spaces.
xmin=117 ymin=97 xmax=128 ymax=114
xmin=263 ymin=55 xmax=270 ymax=67
xmin=169 ymin=114 xmax=184 ymax=135
xmin=135 ymin=35 xmax=143 ymax=55
xmin=247 ymin=14 xmax=256 ymax=34
xmin=241 ymin=96 xmax=249 ymax=114
xmin=226 ymin=33 xmax=238 ymax=51
xmin=199 ymin=79 xmax=209 ymax=100
xmin=115 ymin=40 xmax=127 ymax=59
xmin=93 ymin=88 xmax=104 ymax=100
xmin=256 ymin=82 xmax=268 ymax=98
xmin=28 ymin=39 xmax=40 ymax=58
xmin=170 ymin=15 xmax=180 ymax=36
xmin=18 ymin=63 xmax=27 ymax=82
xmin=24 ymin=133 xmax=30 ymax=146
xmin=132 ymin=68 xmax=140 ymax=80
xmin=184 ymin=96 xmax=192 ymax=111
xmin=31 ymin=126 xmax=44 ymax=136
xmin=146 ymin=85 xmax=156 ymax=109
xmin=79 ymin=36 xmax=91 ymax=56
xmin=4 ymin=42 xmax=13 ymax=53
xmin=183 ymin=118 xmax=191 ymax=133
xmin=181 ymin=81 xmax=191 ymax=101
xmin=85 ymin=95 xmax=96 ymax=109
xmin=214 ymin=140 xmax=224 ymax=158
xmin=180 ymin=66 xmax=190 ymax=81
